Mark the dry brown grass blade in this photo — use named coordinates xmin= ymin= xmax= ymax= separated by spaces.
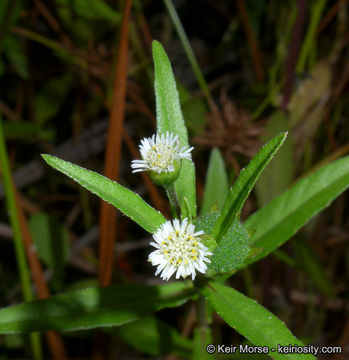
xmin=98 ymin=0 xmax=132 ymax=287
xmin=235 ymin=0 xmax=264 ymax=84
xmin=14 ymin=188 xmax=68 ymax=360
xmin=33 ymin=0 xmax=72 ymax=47
xmin=135 ymin=9 xmax=152 ymax=50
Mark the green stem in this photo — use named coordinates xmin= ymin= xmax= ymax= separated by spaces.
xmin=197 ymin=294 xmax=208 ymax=328
xmin=251 ymin=81 xmax=283 ymax=120
xmin=296 ymin=0 xmax=327 ymax=72
xmin=193 ymin=292 xmax=212 ymax=359
xmin=0 ymin=116 xmax=43 ymax=360
xmin=163 ymin=0 xmax=214 ymax=108
xmin=165 ymin=183 xmax=179 ymax=218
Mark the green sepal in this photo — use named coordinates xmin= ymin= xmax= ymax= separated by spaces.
xmin=148 ymin=159 xmax=182 ymax=186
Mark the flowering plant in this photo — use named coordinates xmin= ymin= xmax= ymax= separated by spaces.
xmin=1 ymin=40 xmax=349 ymax=360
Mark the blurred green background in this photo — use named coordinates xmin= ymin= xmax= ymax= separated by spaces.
xmin=0 ymin=0 xmax=348 ymax=359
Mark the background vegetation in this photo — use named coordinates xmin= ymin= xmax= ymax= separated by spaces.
xmin=0 ymin=0 xmax=348 ymax=359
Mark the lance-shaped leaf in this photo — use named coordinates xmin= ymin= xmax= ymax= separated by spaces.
xmin=42 ymin=154 xmax=166 ymax=234
xmin=152 ymin=40 xmax=196 ymax=217
xmin=243 ymin=155 xmax=349 ymax=267
xmin=0 ymin=282 xmax=194 ymax=334
xmin=201 ymin=281 xmax=316 ymax=360
xmin=212 ymin=132 xmax=287 ymax=242
xmin=201 ymin=148 xmax=228 ymax=215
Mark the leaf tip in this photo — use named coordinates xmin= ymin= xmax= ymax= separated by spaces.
xmin=276 ymin=131 xmax=288 ymax=148
xmin=41 ymin=154 xmax=59 ymax=170
xmin=41 ymin=153 xmax=51 ymax=163
xmin=152 ymin=39 xmax=163 ymax=54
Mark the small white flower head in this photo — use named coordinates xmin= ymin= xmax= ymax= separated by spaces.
xmin=131 ymin=132 xmax=193 ymax=185
xmin=148 ymin=218 xmax=213 ymax=281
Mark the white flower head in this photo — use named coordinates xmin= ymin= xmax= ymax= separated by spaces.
xmin=148 ymin=218 xmax=212 ymax=281
xmin=131 ymin=132 xmax=193 ymax=175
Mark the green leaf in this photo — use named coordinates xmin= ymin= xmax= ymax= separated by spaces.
xmin=42 ymin=155 xmax=166 ymax=234
xmin=29 ymin=213 xmax=70 ymax=276
xmin=201 ymin=282 xmax=316 ymax=360
xmin=54 ymin=0 xmax=120 ymax=24
xmin=255 ymin=112 xmax=294 ymax=206
xmin=244 ymin=155 xmax=349 ymax=267
xmin=210 ymin=220 xmax=250 ymax=273
xmin=212 ymin=132 xmax=287 ymax=242
xmin=201 ymin=148 xmax=228 ymax=215
xmin=0 ymin=282 xmax=194 ymax=334
xmin=152 ymin=40 xmax=196 ymax=217
xmin=112 ymin=316 xmax=192 ymax=358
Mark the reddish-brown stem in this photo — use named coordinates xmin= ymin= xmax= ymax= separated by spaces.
xmin=282 ymin=0 xmax=308 ymax=110
xmin=15 ymin=187 xmax=68 ymax=360
xmin=316 ymin=0 xmax=348 ymax=36
xmin=98 ymin=0 xmax=132 ymax=287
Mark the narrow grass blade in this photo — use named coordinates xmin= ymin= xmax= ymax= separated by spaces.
xmin=297 ymin=0 xmax=327 ymax=72
xmin=0 ymin=117 xmax=43 ymax=359
xmin=201 ymin=148 xmax=228 ymax=215
xmin=255 ymin=112 xmax=293 ymax=206
xmin=163 ymin=0 xmax=213 ymax=106
xmin=42 ymin=155 xmax=166 ymax=234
